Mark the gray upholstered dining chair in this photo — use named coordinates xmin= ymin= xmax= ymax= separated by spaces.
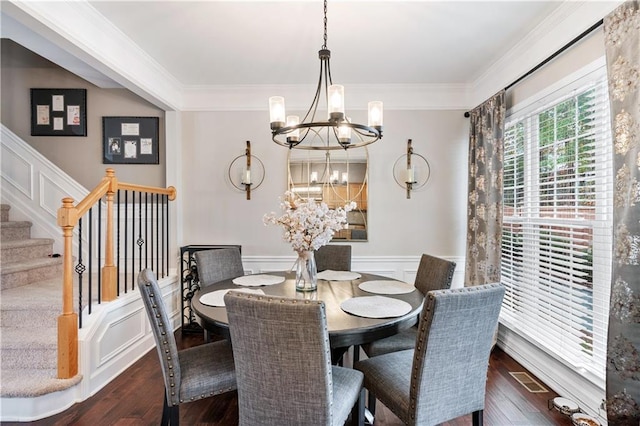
xmin=137 ymin=269 xmax=236 ymax=426
xmin=194 ymin=247 xmax=244 ymax=287
xmin=315 ymin=244 xmax=352 ymax=272
xmin=194 ymin=247 xmax=244 ymax=341
xmin=224 ymin=291 xmax=364 ymax=426
xmin=355 ymin=283 xmax=505 ymax=426
xmin=361 ymin=253 xmax=456 ymax=358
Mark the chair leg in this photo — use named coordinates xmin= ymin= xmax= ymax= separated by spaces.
xmin=367 ymin=390 xmax=376 ymax=417
xmin=472 ymin=409 xmax=483 ymax=426
xmin=350 ymin=388 xmax=365 ymax=426
xmin=162 ymin=391 xmax=180 ymax=426
xmin=161 ymin=393 xmax=170 ymax=426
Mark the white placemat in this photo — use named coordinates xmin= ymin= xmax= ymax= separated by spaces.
xmin=340 ymin=296 xmax=412 ymax=318
xmin=359 ymin=280 xmax=416 ymax=295
xmin=199 ymin=288 xmax=265 ymax=307
xmin=316 ymin=270 xmax=362 ymax=281
xmin=232 ymin=274 xmax=285 ymax=287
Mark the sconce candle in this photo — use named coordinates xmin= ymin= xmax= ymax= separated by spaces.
xmin=228 ymin=140 xmax=265 ymax=200
xmin=242 ymin=169 xmax=252 ymax=185
xmin=392 ymin=139 xmax=430 ymax=199
xmin=406 ymin=167 xmax=415 ymax=184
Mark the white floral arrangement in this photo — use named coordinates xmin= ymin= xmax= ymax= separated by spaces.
xmin=264 ymin=192 xmax=356 ymax=252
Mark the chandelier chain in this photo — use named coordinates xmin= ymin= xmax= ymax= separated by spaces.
xmin=323 ymin=0 xmax=328 ymax=49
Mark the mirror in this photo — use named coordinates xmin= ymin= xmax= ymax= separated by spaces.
xmin=287 ymin=148 xmax=368 ymax=241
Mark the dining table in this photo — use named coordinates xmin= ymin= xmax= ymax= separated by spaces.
xmin=191 ymin=270 xmax=424 ymax=364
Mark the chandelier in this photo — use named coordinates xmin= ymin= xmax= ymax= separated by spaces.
xmin=268 ymin=0 xmax=383 ymax=150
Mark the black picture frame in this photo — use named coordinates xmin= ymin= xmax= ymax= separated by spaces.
xmin=30 ymin=88 xmax=87 ymax=136
xmin=102 ymin=117 xmax=159 ymax=164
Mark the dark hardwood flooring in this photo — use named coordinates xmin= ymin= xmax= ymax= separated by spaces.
xmin=3 ymin=330 xmax=573 ymax=426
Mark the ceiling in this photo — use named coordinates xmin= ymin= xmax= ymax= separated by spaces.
xmin=86 ymin=0 xmax=561 ymax=88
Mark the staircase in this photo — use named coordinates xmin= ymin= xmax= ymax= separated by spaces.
xmin=0 ymin=203 xmax=82 ymax=398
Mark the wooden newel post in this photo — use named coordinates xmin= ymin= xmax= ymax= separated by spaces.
xmin=102 ymin=169 xmax=117 ymax=301
xmin=57 ymin=197 xmax=78 ymax=378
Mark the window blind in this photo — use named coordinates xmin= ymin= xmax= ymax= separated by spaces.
xmin=501 ymin=66 xmax=612 ymax=384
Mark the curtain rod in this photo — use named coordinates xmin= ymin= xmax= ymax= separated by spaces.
xmin=464 ymin=18 xmax=604 ymax=118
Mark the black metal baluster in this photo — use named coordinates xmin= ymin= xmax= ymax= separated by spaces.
xmin=124 ymin=190 xmax=129 ymax=292
xmin=155 ymin=193 xmax=159 ymax=274
xmin=166 ymin=195 xmax=170 ymax=277
xmin=97 ymin=197 xmax=102 ymax=304
xmin=76 ymin=217 xmax=85 ymax=328
xmin=88 ymin=208 xmax=93 ymax=315
xmin=116 ymin=190 xmax=121 ymax=296
xmin=137 ymin=191 xmax=143 ymax=273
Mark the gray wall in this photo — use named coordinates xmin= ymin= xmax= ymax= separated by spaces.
xmin=179 ymin=109 xmax=469 ymax=257
xmin=0 ymin=39 xmax=166 ymax=189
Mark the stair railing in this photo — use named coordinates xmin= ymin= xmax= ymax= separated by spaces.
xmin=57 ymin=168 xmax=176 ymax=379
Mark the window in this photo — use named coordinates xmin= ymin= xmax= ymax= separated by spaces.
xmin=501 ymin=66 xmax=612 ymax=384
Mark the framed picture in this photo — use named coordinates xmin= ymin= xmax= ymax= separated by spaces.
xmin=30 ymin=88 xmax=87 ymax=136
xmin=103 ymin=117 xmax=159 ymax=164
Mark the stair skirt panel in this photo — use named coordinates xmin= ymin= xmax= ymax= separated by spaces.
xmin=0 ymin=274 xmax=180 ymax=422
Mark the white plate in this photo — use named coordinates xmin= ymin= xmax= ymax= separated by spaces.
xmin=340 ymin=296 xmax=412 ymax=318
xmin=359 ymin=280 xmax=415 ymax=295
xmin=317 ymin=270 xmax=362 ymax=281
xmin=199 ymin=288 xmax=265 ymax=307
xmin=232 ymin=274 xmax=285 ymax=287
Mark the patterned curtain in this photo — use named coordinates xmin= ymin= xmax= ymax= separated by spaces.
xmin=604 ymin=2 xmax=640 ymax=424
xmin=465 ymin=91 xmax=505 ymax=286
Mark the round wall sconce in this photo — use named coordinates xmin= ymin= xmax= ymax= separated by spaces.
xmin=228 ymin=140 xmax=265 ymax=200
xmin=392 ymin=139 xmax=430 ymax=199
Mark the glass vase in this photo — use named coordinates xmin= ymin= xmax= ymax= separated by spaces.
xmin=295 ymin=250 xmax=317 ymax=292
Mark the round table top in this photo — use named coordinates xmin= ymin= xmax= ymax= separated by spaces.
xmin=192 ymin=271 xmax=424 ymax=349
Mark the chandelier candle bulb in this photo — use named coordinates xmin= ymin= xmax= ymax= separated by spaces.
xmin=310 ymin=171 xmax=318 ymax=184
xmin=341 ymin=172 xmax=348 ymax=184
xmin=286 ymin=115 xmax=300 ymax=143
xmin=328 ymin=85 xmax=345 ymax=121
xmin=337 ymin=121 xmax=352 ymax=145
xmin=368 ymin=101 xmax=384 ymax=130
xmin=269 ymin=96 xmax=286 ymax=129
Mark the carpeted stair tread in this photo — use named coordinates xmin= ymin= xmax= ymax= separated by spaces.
xmin=1 ymin=327 xmax=57 ymax=349
xmin=1 ymin=277 xmax=69 ymax=307
xmin=0 ymin=238 xmax=55 ymax=249
xmin=0 ymin=369 xmax=83 ymax=398
xmin=1 ymin=256 xmax=63 ymax=274
xmin=1 ymin=238 xmax=56 ymax=263
xmin=0 ymin=221 xmax=32 ymax=242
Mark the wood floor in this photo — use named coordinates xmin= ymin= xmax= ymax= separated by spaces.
xmin=6 ymin=330 xmax=573 ymax=426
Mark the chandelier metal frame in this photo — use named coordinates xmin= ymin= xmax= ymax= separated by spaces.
xmin=269 ymin=0 xmax=383 ymax=150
